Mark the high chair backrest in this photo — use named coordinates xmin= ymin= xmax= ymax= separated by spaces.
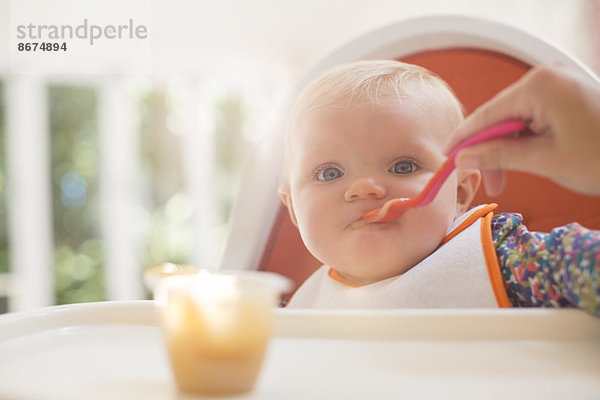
xmin=221 ymin=16 xmax=600 ymax=301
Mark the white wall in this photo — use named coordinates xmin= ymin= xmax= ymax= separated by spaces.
xmin=1 ymin=0 xmax=597 ymax=77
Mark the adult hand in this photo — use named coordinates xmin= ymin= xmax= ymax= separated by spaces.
xmin=444 ymin=65 xmax=600 ymax=196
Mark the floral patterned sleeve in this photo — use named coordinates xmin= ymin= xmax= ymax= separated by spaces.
xmin=492 ymin=213 xmax=600 ymax=315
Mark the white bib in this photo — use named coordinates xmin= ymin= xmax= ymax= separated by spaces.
xmin=287 ymin=205 xmax=502 ymax=309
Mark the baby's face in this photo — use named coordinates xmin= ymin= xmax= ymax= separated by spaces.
xmin=282 ymin=97 xmax=469 ymax=285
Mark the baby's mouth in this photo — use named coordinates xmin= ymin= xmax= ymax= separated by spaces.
xmin=349 ymin=202 xmax=399 ymax=230
xmin=350 ymin=217 xmax=395 ymax=230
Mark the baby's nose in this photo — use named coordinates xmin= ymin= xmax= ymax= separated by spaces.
xmin=344 ymin=178 xmax=386 ymax=201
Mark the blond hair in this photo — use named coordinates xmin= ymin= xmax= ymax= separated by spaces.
xmin=282 ymin=60 xmax=464 ymax=183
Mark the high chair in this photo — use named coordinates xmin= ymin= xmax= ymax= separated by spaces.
xmin=221 ymin=15 xmax=600 ymax=300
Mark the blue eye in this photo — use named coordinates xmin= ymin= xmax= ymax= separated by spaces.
xmin=317 ymin=166 xmax=344 ymax=181
xmin=389 ymin=160 xmax=417 ymax=175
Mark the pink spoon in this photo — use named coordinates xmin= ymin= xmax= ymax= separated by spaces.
xmin=353 ymin=119 xmax=526 ymax=228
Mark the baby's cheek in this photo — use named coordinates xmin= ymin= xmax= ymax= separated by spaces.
xmin=406 ymin=208 xmax=451 ymax=250
xmin=295 ymin=211 xmax=327 ymax=256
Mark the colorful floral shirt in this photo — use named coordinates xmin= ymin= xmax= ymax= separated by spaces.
xmin=492 ymin=213 xmax=600 ymax=315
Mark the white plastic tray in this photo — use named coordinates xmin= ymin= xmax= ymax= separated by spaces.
xmin=0 ymin=301 xmax=599 ymax=400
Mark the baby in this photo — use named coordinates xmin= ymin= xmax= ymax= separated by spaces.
xmin=279 ymin=60 xmax=600 ymax=313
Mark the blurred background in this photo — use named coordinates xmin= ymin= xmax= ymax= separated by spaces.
xmin=0 ymin=0 xmax=598 ymax=312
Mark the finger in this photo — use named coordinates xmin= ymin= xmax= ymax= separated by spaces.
xmin=454 ymin=136 xmax=543 ymax=173
xmin=480 ymin=170 xmax=506 ymax=197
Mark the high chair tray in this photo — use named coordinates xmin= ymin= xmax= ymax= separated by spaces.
xmin=0 ymin=301 xmax=598 ymax=400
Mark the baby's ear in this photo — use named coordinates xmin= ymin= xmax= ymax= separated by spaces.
xmin=455 ymin=168 xmax=481 ymax=214
xmin=278 ymin=185 xmax=299 ymax=227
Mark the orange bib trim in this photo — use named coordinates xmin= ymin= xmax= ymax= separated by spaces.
xmin=328 ymin=268 xmax=362 ymax=287
xmin=441 ymin=203 xmax=498 ymax=244
xmin=480 ymin=211 xmax=512 ymax=308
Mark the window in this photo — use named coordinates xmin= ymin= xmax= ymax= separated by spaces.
xmin=2 ymin=75 xmax=276 ymax=310
xmin=139 ymin=86 xmax=190 ymax=270
xmin=138 ymin=81 xmax=259 ymax=287
xmin=49 ymin=85 xmax=104 ymax=304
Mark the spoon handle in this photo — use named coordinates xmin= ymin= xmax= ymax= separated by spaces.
xmin=362 ymin=119 xmax=526 ymax=223
xmin=450 ymin=119 xmax=526 ymax=157
xmin=369 ymin=157 xmax=455 ymax=223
